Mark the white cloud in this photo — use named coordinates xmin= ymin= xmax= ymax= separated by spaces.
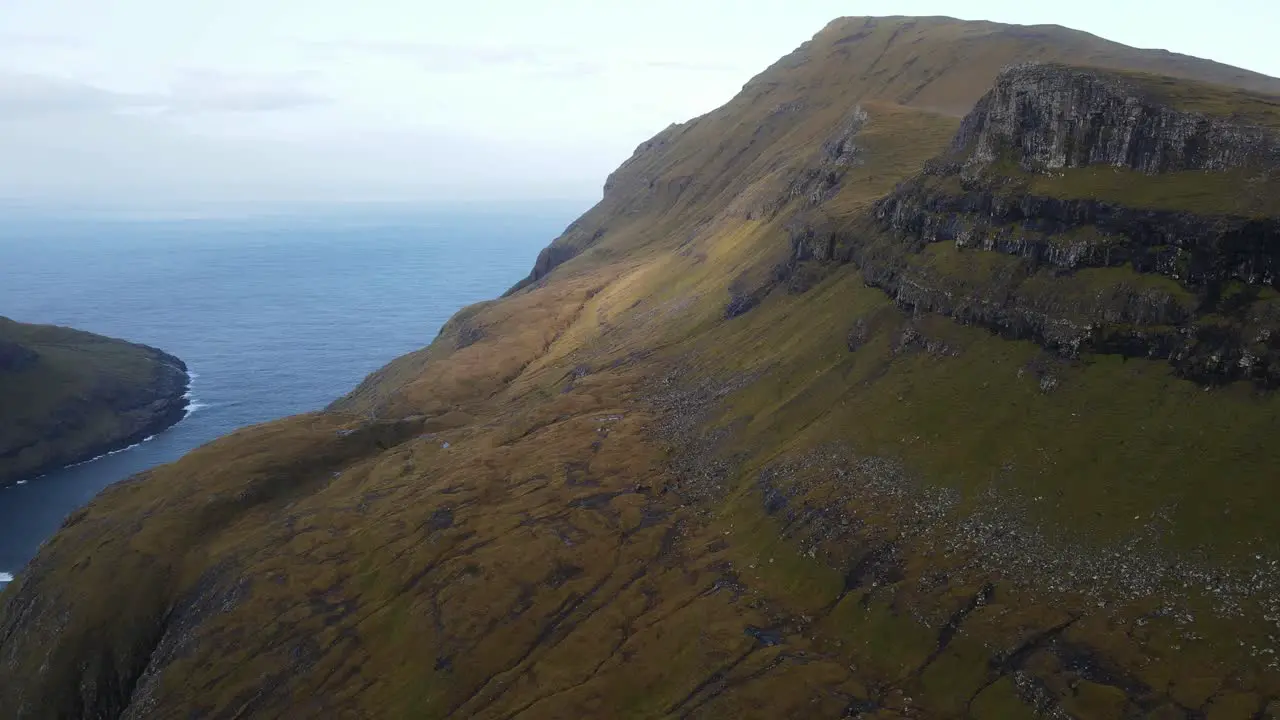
xmin=0 ymin=74 xmax=125 ymax=116
xmin=308 ymin=40 xmax=750 ymax=79
xmin=0 ymin=71 xmax=331 ymax=119
xmin=0 ymin=92 xmax=601 ymax=208
xmin=0 ymin=33 xmax=81 ymax=48
xmin=163 ymin=69 xmax=332 ymax=113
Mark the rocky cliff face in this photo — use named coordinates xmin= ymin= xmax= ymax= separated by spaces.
xmin=955 ymin=64 xmax=1279 ymax=174
xmin=0 ymin=318 xmax=190 ymax=485
xmin=841 ymin=65 xmax=1280 ymax=385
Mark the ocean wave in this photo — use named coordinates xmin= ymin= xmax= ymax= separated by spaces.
xmin=18 ymin=371 xmax=199 ymax=482
xmin=183 ymin=369 xmax=206 ymax=417
xmin=111 ymin=437 xmax=156 ymax=455
xmin=0 ymin=572 xmax=13 ymax=584
xmin=62 ymin=434 xmax=159 ymax=471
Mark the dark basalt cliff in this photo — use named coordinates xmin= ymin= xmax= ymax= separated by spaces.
xmin=0 ymin=317 xmax=189 ymax=485
xmin=797 ymin=64 xmax=1280 ymax=385
xmin=954 ymin=64 xmax=1279 ymax=174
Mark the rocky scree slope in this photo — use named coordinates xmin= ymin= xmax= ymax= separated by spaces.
xmin=0 ymin=317 xmax=189 ymax=485
xmin=8 ymin=16 xmax=1280 ymax=720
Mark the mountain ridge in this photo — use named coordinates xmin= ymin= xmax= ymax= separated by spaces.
xmin=509 ymin=15 xmax=1280 ymax=294
xmin=6 ymin=16 xmax=1280 ymax=719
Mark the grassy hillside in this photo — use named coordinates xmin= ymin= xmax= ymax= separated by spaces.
xmin=510 ymin=16 xmax=1280 ymax=293
xmin=0 ymin=317 xmax=189 ymax=485
xmin=5 ymin=16 xmax=1280 ymax=720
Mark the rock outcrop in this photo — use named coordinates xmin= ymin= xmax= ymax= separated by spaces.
xmin=827 ymin=64 xmax=1280 ymax=385
xmin=954 ymin=64 xmax=1279 ymax=174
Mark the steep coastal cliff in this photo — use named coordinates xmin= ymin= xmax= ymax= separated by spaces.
xmin=0 ymin=317 xmax=189 ymax=485
xmin=6 ymin=16 xmax=1280 ymax=720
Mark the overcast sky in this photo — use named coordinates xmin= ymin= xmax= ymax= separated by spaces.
xmin=2 ymin=0 xmax=1277 ymax=211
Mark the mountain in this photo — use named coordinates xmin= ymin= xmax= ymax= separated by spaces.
xmin=5 ymin=16 xmax=1280 ymax=719
xmin=509 ymin=16 xmax=1280 ymax=294
xmin=0 ymin=317 xmax=189 ymax=486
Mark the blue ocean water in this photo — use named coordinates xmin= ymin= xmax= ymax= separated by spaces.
xmin=0 ymin=205 xmax=575 ymax=588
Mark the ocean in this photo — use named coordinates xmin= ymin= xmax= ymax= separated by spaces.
xmin=0 ymin=205 xmax=576 ymax=589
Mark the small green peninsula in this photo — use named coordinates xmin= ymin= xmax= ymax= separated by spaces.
xmin=0 ymin=316 xmax=189 ymax=485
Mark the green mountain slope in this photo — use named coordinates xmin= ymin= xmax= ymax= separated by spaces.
xmin=0 ymin=317 xmax=189 ymax=485
xmin=509 ymin=15 xmax=1280 ymax=293
xmin=5 ymin=16 xmax=1280 ymax=720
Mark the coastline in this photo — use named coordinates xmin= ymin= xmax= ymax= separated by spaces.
xmin=0 ymin=351 xmax=191 ymax=489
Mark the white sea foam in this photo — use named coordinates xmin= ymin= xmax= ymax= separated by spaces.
xmin=4 ymin=369 xmax=194 ymax=485
xmin=62 ymin=434 xmax=158 ymax=471
xmin=113 ymin=436 xmax=156 ymax=454
xmin=183 ymin=369 xmax=206 ymax=417
xmin=0 ymin=572 xmax=13 ymax=584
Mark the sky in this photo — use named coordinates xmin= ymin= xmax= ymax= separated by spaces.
xmin=1 ymin=0 xmax=1277 ymax=211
